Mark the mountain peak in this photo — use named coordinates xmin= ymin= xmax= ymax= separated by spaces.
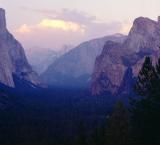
xmin=91 ymin=16 xmax=160 ymax=96
xmin=123 ymin=16 xmax=159 ymax=52
xmin=0 ymin=8 xmax=40 ymax=87
xmin=132 ymin=17 xmax=157 ymax=32
xmin=0 ymin=8 xmax=6 ymax=30
xmin=134 ymin=17 xmax=154 ymax=23
xmin=134 ymin=16 xmax=160 ymax=25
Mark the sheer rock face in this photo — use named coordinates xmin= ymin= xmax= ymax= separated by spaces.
xmin=124 ymin=17 xmax=160 ymax=53
xmin=91 ymin=41 xmax=131 ymax=95
xmin=0 ymin=8 xmax=6 ymax=32
xmin=41 ymin=34 xmax=126 ymax=87
xmin=91 ymin=17 xmax=160 ymax=96
xmin=0 ymin=8 xmax=40 ymax=87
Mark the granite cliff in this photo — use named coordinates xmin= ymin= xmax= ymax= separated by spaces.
xmin=0 ymin=8 xmax=40 ymax=87
xmin=41 ymin=34 xmax=126 ymax=88
xmin=91 ymin=17 xmax=160 ymax=96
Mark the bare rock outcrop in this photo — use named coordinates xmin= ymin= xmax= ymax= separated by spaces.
xmin=0 ymin=8 xmax=40 ymax=87
xmin=91 ymin=17 xmax=160 ymax=96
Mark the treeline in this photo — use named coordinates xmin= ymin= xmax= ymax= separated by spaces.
xmin=75 ymin=56 xmax=160 ymax=145
xmin=0 ymin=56 xmax=160 ymax=145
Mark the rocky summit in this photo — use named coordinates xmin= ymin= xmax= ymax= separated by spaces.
xmin=91 ymin=17 xmax=160 ymax=96
xmin=0 ymin=8 xmax=40 ymax=87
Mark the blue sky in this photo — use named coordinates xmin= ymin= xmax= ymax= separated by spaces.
xmin=0 ymin=0 xmax=160 ymax=51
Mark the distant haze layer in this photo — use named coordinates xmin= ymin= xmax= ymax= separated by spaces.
xmin=1 ymin=0 xmax=160 ymax=52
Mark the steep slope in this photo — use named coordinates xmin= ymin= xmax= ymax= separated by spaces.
xmin=0 ymin=8 xmax=40 ymax=87
xmin=41 ymin=34 xmax=126 ymax=88
xmin=91 ymin=17 xmax=160 ymax=96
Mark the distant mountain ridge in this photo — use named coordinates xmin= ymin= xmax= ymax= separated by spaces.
xmin=91 ymin=17 xmax=160 ymax=96
xmin=0 ymin=8 xmax=40 ymax=87
xmin=26 ymin=48 xmax=61 ymax=75
xmin=41 ymin=34 xmax=126 ymax=88
xmin=26 ymin=45 xmax=73 ymax=74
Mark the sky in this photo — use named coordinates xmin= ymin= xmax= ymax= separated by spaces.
xmin=0 ymin=0 xmax=160 ymax=51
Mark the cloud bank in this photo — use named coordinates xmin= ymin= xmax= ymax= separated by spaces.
xmin=13 ymin=8 xmax=131 ymax=51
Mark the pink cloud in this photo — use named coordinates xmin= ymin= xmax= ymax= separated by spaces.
xmin=13 ymin=8 xmax=130 ymax=51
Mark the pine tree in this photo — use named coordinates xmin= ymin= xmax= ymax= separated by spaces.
xmin=90 ymin=126 xmax=101 ymax=145
xmin=106 ymin=101 xmax=130 ymax=145
xmin=90 ymin=125 xmax=105 ymax=145
xmin=131 ymin=56 xmax=160 ymax=145
xmin=75 ymin=121 xmax=87 ymax=145
xmin=134 ymin=56 xmax=157 ymax=97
